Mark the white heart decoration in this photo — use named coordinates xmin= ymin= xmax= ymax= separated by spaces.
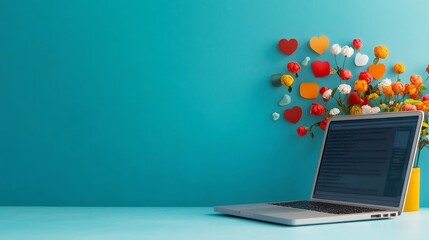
xmin=272 ymin=112 xmax=280 ymax=121
xmin=354 ymin=53 xmax=369 ymax=67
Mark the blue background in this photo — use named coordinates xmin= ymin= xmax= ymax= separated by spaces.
xmin=1 ymin=0 xmax=429 ymax=206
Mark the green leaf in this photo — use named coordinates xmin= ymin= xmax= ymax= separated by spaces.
xmin=310 ymin=132 xmax=314 ymax=138
xmin=420 ymin=85 xmax=427 ymax=92
xmin=373 ymin=58 xmax=379 ymax=65
xmin=288 ymin=86 xmax=292 ymax=92
xmin=423 ymin=122 xmax=429 ymax=129
xmin=331 ymin=88 xmax=337 ymax=96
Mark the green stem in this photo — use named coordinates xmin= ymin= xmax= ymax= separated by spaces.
xmin=342 ymin=57 xmax=346 ymax=69
xmin=334 ymin=55 xmax=339 ymax=68
xmin=425 ymin=75 xmax=429 ymax=83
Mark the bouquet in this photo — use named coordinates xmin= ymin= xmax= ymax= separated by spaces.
xmin=272 ymin=38 xmax=429 ymax=167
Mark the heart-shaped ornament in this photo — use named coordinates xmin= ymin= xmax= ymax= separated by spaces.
xmin=309 ymin=35 xmax=329 ymax=54
xmin=300 ymin=82 xmax=319 ymax=99
xmin=368 ymin=63 xmax=386 ymax=80
xmin=278 ymin=38 xmax=298 ymax=56
xmin=272 ymin=112 xmax=280 ymax=121
xmin=283 ymin=106 xmax=302 ymax=124
xmin=354 ymin=53 xmax=369 ymax=66
xmin=311 ymin=61 xmax=331 ymax=78
xmin=278 ymin=94 xmax=291 ymax=106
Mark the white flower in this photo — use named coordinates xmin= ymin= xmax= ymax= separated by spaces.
xmin=377 ymin=78 xmax=392 ymax=92
xmin=322 ymin=89 xmax=332 ymax=100
xmin=330 ymin=44 xmax=342 ymax=55
xmin=425 ymin=135 xmax=429 ymax=141
xmin=389 ymin=100 xmax=394 ymax=106
xmin=370 ymin=107 xmax=380 ymax=114
xmin=362 ymin=105 xmax=372 ymax=114
xmin=329 ymin=108 xmax=340 ymax=116
xmin=362 ymin=105 xmax=381 ymax=114
xmin=337 ymin=84 xmax=351 ymax=94
xmin=341 ymin=45 xmax=354 ymax=58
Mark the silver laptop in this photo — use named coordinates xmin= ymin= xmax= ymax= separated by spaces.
xmin=214 ymin=111 xmax=424 ymax=226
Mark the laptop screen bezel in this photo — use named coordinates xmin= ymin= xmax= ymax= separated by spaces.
xmin=310 ymin=111 xmax=424 ymax=213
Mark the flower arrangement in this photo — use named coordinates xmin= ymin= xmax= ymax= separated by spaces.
xmin=272 ymin=38 xmax=429 ymax=167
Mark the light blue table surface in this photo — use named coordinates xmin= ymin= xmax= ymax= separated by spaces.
xmin=0 ymin=207 xmax=427 ymax=240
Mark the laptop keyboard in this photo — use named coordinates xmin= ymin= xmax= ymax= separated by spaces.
xmin=270 ymin=201 xmax=386 ymax=215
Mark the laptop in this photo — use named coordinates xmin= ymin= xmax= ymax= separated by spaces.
xmin=214 ymin=111 xmax=424 ymax=226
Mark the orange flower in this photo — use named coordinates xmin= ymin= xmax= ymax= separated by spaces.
xmin=405 ymin=83 xmax=417 ymax=96
xmin=410 ymin=74 xmax=423 ymax=89
xmin=393 ymin=63 xmax=405 ymax=74
xmin=374 ymin=45 xmax=389 ymax=59
xmin=354 ymin=80 xmax=368 ymax=93
xmin=382 ymin=85 xmax=395 ymax=98
xmin=417 ymin=101 xmax=429 ymax=112
xmin=391 ymin=82 xmax=404 ymax=94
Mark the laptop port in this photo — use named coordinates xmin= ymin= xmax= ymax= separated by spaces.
xmin=390 ymin=213 xmax=396 ymax=217
xmin=383 ymin=214 xmax=388 ymax=217
xmin=371 ymin=214 xmax=381 ymax=218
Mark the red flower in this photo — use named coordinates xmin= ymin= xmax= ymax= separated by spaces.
xmin=319 ymin=86 xmax=329 ymax=95
xmin=358 ymin=71 xmax=373 ymax=83
xmin=319 ymin=117 xmax=330 ymax=130
xmin=310 ymin=102 xmax=325 ymax=116
xmin=349 ymin=92 xmax=364 ymax=105
xmin=339 ymin=69 xmax=352 ymax=81
xmin=287 ymin=62 xmax=301 ymax=73
xmin=352 ymin=38 xmax=363 ymax=50
xmin=426 ymin=64 xmax=429 ymax=74
xmin=296 ymin=126 xmax=307 ymax=136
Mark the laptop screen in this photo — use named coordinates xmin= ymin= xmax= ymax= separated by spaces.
xmin=312 ymin=114 xmax=420 ymax=207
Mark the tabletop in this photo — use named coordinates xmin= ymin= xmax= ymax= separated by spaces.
xmin=0 ymin=207 xmax=427 ymax=240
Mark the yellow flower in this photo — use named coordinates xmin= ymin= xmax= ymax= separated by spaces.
xmin=281 ymin=74 xmax=294 ymax=87
xmin=350 ymin=105 xmax=362 ymax=115
xmin=383 ymin=85 xmax=395 ymax=98
xmin=368 ymin=93 xmax=379 ymax=100
xmin=374 ymin=45 xmax=389 ymax=59
xmin=393 ymin=63 xmax=405 ymax=74
xmin=354 ymin=80 xmax=368 ymax=93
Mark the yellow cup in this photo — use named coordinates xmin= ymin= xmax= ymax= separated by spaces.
xmin=404 ymin=168 xmax=420 ymax=212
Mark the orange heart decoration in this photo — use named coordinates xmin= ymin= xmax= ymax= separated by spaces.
xmin=368 ymin=63 xmax=386 ymax=80
xmin=309 ymin=35 xmax=329 ymax=54
xmin=284 ymin=106 xmax=302 ymax=124
xmin=300 ymin=82 xmax=319 ymax=99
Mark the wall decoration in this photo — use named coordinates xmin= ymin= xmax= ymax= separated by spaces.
xmin=278 ymin=94 xmax=292 ymax=106
xmin=309 ymin=35 xmax=329 ymax=54
xmin=270 ymin=37 xmax=429 ymax=170
xmin=300 ymin=82 xmax=319 ymax=99
xmin=278 ymin=38 xmax=298 ymax=56
xmin=311 ymin=60 xmax=331 ymax=78
xmin=283 ymin=106 xmax=302 ymax=124
xmin=368 ymin=63 xmax=386 ymax=80
xmin=272 ymin=112 xmax=280 ymax=121
xmin=354 ymin=53 xmax=369 ymax=66
xmin=301 ymin=57 xmax=310 ymax=66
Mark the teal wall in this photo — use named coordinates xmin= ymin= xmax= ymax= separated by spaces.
xmin=1 ymin=0 xmax=429 ymax=206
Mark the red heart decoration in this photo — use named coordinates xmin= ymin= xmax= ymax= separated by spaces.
xmin=311 ymin=60 xmax=331 ymax=78
xmin=278 ymin=38 xmax=298 ymax=56
xmin=283 ymin=106 xmax=302 ymax=124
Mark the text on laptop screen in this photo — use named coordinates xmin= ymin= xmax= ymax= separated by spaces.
xmin=313 ymin=116 xmax=419 ymax=207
